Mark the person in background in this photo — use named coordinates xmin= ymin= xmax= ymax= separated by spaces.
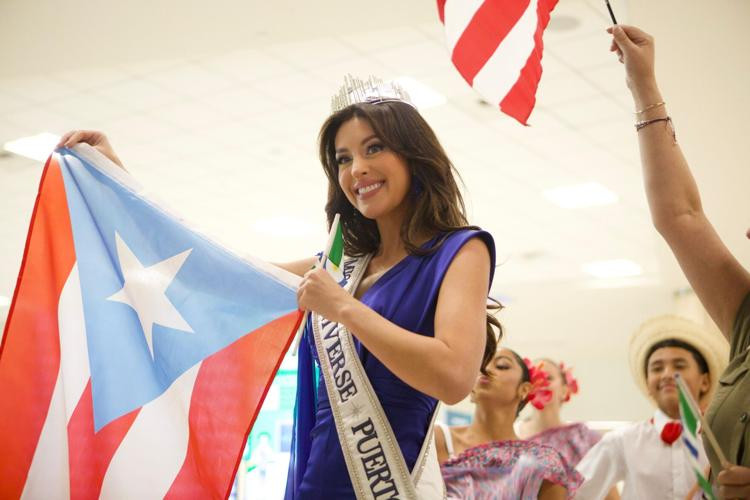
xmin=519 ymin=359 xmax=601 ymax=467
xmin=609 ymin=23 xmax=750 ymax=497
xmin=575 ymin=315 xmax=728 ymax=499
xmin=435 ymin=348 xmax=583 ymax=499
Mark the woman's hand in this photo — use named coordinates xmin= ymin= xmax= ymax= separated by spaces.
xmin=297 ymin=267 xmax=356 ymax=323
xmin=57 ymin=130 xmax=125 ymax=169
xmin=607 ymin=25 xmax=657 ymax=95
xmin=717 ymin=465 xmax=750 ymax=499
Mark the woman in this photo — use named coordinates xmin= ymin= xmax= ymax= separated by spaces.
xmin=58 ymin=78 xmax=498 ymax=498
xmin=610 ymin=25 xmax=750 ymax=497
xmin=435 ymin=348 xmax=583 ymax=499
xmin=518 ymin=359 xmax=600 ymax=467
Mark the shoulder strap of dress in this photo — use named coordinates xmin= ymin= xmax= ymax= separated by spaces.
xmin=435 ymin=422 xmax=455 ymax=457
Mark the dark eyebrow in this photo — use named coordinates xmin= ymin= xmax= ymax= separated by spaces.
xmin=650 ymin=356 xmax=689 ymax=367
xmin=494 ymin=355 xmax=513 ymax=363
xmin=335 ymin=134 xmax=379 ymax=155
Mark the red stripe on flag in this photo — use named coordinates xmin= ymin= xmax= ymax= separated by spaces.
xmin=165 ymin=311 xmax=303 ymax=499
xmin=67 ymin=380 xmax=140 ymax=500
xmin=437 ymin=0 xmax=447 ymax=24
xmin=499 ymin=0 xmax=558 ymax=124
xmin=0 ymin=156 xmax=76 ymax=498
xmin=450 ymin=0 xmax=531 ymax=85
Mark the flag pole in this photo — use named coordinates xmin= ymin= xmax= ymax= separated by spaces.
xmin=605 ymin=0 xmax=618 ymax=25
xmin=675 ymin=374 xmax=731 ymax=470
xmin=292 ymin=214 xmax=341 ymax=355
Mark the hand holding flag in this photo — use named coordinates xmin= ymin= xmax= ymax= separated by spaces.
xmin=292 ymin=213 xmax=344 ymax=353
xmin=675 ymin=373 xmax=729 ymax=500
xmin=716 ymin=465 xmax=750 ymax=500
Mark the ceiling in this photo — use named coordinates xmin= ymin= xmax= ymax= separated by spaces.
xmin=1 ymin=0 xmax=748 ymax=420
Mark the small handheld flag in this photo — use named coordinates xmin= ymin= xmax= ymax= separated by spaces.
xmin=322 ymin=216 xmax=345 ymax=283
xmin=292 ymin=214 xmax=343 ymax=354
xmin=675 ymin=373 xmax=728 ymax=500
xmin=437 ymin=0 xmax=560 ymax=125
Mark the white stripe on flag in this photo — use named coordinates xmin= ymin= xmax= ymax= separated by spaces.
xmin=99 ymin=363 xmax=200 ymax=499
xmin=471 ymin=0 xmax=540 ymax=105
xmin=21 ymin=375 xmax=70 ymax=500
xmin=60 ymin=264 xmax=92 ymax=421
xmin=443 ymin=0 xmax=485 ymax=51
xmin=22 ymin=265 xmax=89 ymax=500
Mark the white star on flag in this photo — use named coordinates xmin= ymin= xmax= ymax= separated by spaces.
xmin=107 ymin=232 xmax=194 ymax=358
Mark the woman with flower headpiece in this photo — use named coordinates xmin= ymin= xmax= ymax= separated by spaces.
xmin=57 ymin=76 xmax=499 ymax=499
xmin=434 ymin=348 xmax=583 ymax=499
xmin=517 ymin=359 xmax=602 ymax=467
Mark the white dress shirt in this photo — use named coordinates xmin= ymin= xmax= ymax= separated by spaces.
xmin=575 ymin=410 xmax=707 ymax=500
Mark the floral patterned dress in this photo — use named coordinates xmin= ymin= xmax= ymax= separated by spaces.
xmin=526 ymin=422 xmax=601 ymax=466
xmin=441 ymin=440 xmax=583 ymax=500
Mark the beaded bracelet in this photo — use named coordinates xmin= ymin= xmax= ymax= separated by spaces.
xmin=635 ymin=101 xmax=665 ymax=114
xmin=635 ymin=116 xmax=676 ymax=143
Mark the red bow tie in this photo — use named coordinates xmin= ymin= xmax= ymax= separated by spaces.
xmin=661 ymin=421 xmax=683 ymax=445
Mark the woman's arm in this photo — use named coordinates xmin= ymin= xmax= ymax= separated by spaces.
xmin=58 ymin=130 xmax=126 ymax=169
xmin=434 ymin=425 xmax=449 ymax=464
xmin=297 ymin=237 xmax=491 ymax=404
xmin=610 ymin=25 xmax=750 ymax=337
xmin=538 ymin=481 xmax=566 ymax=500
xmin=60 ymin=130 xmax=318 ymax=279
xmin=273 ymin=257 xmax=318 ymax=277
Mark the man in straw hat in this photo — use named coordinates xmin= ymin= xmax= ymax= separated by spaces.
xmin=575 ymin=315 xmax=728 ymax=499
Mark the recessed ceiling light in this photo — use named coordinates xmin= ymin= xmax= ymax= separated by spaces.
xmin=582 ymin=259 xmax=642 ymax=279
xmin=4 ymin=132 xmax=60 ymax=162
xmin=392 ymin=77 xmax=447 ymax=110
xmin=543 ymin=182 xmax=618 ymax=209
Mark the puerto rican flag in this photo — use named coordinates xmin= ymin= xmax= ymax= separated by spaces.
xmin=437 ymin=0 xmax=559 ymax=124
xmin=0 ymin=145 xmax=303 ymax=499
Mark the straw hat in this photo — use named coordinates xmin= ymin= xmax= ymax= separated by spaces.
xmin=629 ymin=315 xmax=729 ymax=405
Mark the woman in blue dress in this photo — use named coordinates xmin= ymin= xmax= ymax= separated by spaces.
xmin=58 ymin=77 xmax=498 ymax=499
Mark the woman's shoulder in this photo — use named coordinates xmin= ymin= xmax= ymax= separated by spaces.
xmin=444 ymin=439 xmax=547 ymax=466
xmin=446 ymin=440 xmax=581 ymax=477
xmin=429 ymin=227 xmax=495 ymax=265
xmin=440 ymin=227 xmax=494 ymax=247
xmin=555 ymin=422 xmax=601 ymax=442
xmin=512 ymin=440 xmax=567 ymax=461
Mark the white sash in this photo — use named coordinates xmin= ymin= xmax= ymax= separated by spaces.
xmin=310 ymin=254 xmax=446 ymax=499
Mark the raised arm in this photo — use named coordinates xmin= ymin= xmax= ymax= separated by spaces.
xmin=273 ymin=257 xmax=318 ymax=277
xmin=610 ymin=25 xmax=750 ymax=337
xmin=297 ymin=236 xmax=491 ymax=404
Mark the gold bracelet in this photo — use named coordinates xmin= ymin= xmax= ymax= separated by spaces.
xmin=634 ymin=116 xmax=676 ymax=143
xmin=635 ymin=101 xmax=665 ymax=114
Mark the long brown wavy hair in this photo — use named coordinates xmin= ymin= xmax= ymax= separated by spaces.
xmin=318 ymin=100 xmax=500 ymax=372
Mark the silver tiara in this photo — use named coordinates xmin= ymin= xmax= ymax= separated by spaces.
xmin=331 ymin=75 xmax=416 ymax=113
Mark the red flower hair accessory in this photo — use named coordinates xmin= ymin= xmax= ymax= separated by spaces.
xmin=523 ymin=358 xmax=553 ymax=410
xmin=559 ymin=362 xmax=579 ymax=403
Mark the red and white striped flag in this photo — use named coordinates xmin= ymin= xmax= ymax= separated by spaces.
xmin=437 ymin=0 xmax=559 ymax=125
